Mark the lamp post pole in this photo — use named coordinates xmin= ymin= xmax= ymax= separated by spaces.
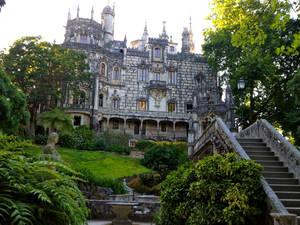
xmin=237 ymin=78 xmax=246 ymax=130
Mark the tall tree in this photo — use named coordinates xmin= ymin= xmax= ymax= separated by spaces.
xmin=2 ymin=36 xmax=92 ymax=135
xmin=203 ymin=0 xmax=300 ymax=143
xmin=0 ymin=67 xmax=29 ymax=134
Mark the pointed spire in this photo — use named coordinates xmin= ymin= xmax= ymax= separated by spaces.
xmin=144 ymin=20 xmax=148 ymax=32
xmin=68 ymin=8 xmax=71 ymax=20
xmin=189 ymin=16 xmax=192 ymax=31
xmin=91 ymin=6 xmax=94 ymax=20
xmin=160 ymin=21 xmax=169 ymax=40
xmin=77 ymin=4 xmax=80 ymax=18
xmin=189 ymin=17 xmax=195 ymax=52
xmin=113 ymin=2 xmax=115 ymax=13
xmin=124 ymin=34 xmax=127 ymax=45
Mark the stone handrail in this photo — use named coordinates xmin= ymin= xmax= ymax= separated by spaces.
xmin=237 ymin=119 xmax=300 ymax=181
xmin=192 ymin=117 xmax=296 ymax=223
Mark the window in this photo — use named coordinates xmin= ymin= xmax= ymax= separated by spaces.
xmin=187 ymin=103 xmax=193 ymax=113
xmin=112 ymin=120 xmax=119 ymax=129
xmin=113 ymin=99 xmax=119 ymax=110
xmin=154 ymin=72 xmax=160 ymax=81
xmin=113 ymin=67 xmax=120 ymax=80
xmin=138 ymin=100 xmax=146 ymax=111
xmin=100 ymin=63 xmax=106 ymax=76
xmin=170 ymin=46 xmax=175 ymax=52
xmin=74 ymin=116 xmax=81 ymax=126
xmin=73 ymin=91 xmax=85 ymax=105
xmin=168 ymin=102 xmax=175 ymax=112
xmin=161 ymin=122 xmax=167 ymax=132
xmin=139 ymin=69 xmax=147 ymax=81
xmin=99 ymin=94 xmax=103 ymax=107
xmin=168 ymin=71 xmax=176 ymax=84
xmin=154 ymin=48 xmax=161 ymax=58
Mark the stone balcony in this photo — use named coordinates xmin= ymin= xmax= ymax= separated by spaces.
xmin=148 ymin=80 xmax=167 ymax=90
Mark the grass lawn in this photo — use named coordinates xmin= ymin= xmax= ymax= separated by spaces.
xmin=25 ymin=145 xmax=151 ymax=179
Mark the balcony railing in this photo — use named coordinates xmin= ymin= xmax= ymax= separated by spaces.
xmin=148 ymin=80 xmax=167 ymax=89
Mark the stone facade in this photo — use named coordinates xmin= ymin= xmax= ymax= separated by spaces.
xmin=62 ymin=4 xmax=234 ymax=141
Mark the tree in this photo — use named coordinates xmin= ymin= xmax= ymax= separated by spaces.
xmin=38 ymin=108 xmax=73 ymax=134
xmin=0 ymin=133 xmax=89 ymax=225
xmin=156 ymin=154 xmax=266 ymax=225
xmin=2 ymin=36 xmax=92 ymax=136
xmin=203 ymin=0 xmax=300 ymax=139
xmin=0 ymin=67 xmax=29 ymax=134
xmin=0 ymin=0 xmax=5 ymax=11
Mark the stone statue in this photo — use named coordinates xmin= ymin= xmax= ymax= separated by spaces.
xmin=43 ymin=132 xmax=61 ymax=160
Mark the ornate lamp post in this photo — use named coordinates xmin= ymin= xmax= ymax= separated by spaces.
xmin=237 ymin=78 xmax=246 ymax=130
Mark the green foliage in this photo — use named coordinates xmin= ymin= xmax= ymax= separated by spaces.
xmin=38 ymin=109 xmax=73 ymax=134
xmin=58 ymin=133 xmax=76 ymax=149
xmin=0 ymin=67 xmax=29 ymax=134
xmin=0 ymin=132 xmax=31 ymax=152
xmin=203 ymin=0 xmax=300 ymax=136
xmin=1 ymin=36 xmax=92 ymax=135
xmin=75 ymin=167 xmax=126 ymax=194
xmin=0 ymin=135 xmax=88 ymax=225
xmin=135 ymin=140 xmax=156 ymax=151
xmin=34 ymin=134 xmax=48 ymax=145
xmin=108 ymin=144 xmax=131 ymax=154
xmin=73 ymin=126 xmax=95 ymax=150
xmin=94 ymin=138 xmax=108 ymax=151
xmin=141 ymin=143 xmax=187 ymax=171
xmin=99 ymin=130 xmax=131 ymax=147
xmin=156 ymin=154 xmax=266 ymax=225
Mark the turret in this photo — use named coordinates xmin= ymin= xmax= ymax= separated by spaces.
xmin=181 ymin=27 xmax=190 ymax=53
xmin=102 ymin=4 xmax=115 ymax=43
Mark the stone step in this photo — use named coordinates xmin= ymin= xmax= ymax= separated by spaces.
xmin=243 ymin=146 xmax=270 ymax=151
xmin=276 ymin=191 xmax=300 ymax=199
xmin=237 ymin=138 xmax=263 ymax=143
xmin=239 ymin=142 xmax=267 ymax=147
xmin=266 ymin=178 xmax=298 ymax=185
xmin=286 ymin=207 xmax=300 ymax=215
xmin=247 ymin=151 xmax=275 ymax=156
xmin=271 ymin=184 xmax=300 ymax=192
xmin=281 ymin=199 xmax=300 ymax=207
xmin=250 ymin=155 xmax=279 ymax=161
xmin=255 ymin=160 xmax=283 ymax=167
xmin=263 ymin=172 xmax=294 ymax=178
xmin=263 ymin=166 xmax=289 ymax=172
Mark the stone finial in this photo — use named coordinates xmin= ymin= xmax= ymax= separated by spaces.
xmin=159 ymin=21 xmax=169 ymax=40
xmin=68 ymin=8 xmax=71 ymax=21
xmin=77 ymin=4 xmax=80 ymax=18
xmin=91 ymin=6 xmax=94 ymax=20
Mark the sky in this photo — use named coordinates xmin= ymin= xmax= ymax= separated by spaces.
xmin=0 ymin=0 xmax=213 ymax=53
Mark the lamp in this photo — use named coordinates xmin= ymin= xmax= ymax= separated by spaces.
xmin=237 ymin=78 xmax=245 ymax=90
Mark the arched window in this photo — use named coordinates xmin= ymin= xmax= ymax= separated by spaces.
xmin=154 ymin=48 xmax=161 ymax=58
xmin=139 ymin=69 xmax=147 ymax=81
xmin=168 ymin=71 xmax=176 ymax=84
xmin=168 ymin=102 xmax=175 ymax=112
xmin=138 ymin=100 xmax=146 ymax=111
xmin=154 ymin=72 xmax=160 ymax=81
xmin=113 ymin=67 xmax=120 ymax=80
xmin=113 ymin=98 xmax=119 ymax=110
xmin=99 ymin=94 xmax=103 ymax=107
xmin=100 ymin=63 xmax=106 ymax=76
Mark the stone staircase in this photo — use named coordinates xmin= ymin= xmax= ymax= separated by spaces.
xmin=237 ymin=138 xmax=300 ymax=222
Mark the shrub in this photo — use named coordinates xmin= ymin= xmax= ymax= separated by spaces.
xmin=73 ymin=126 xmax=95 ymax=150
xmin=34 ymin=134 xmax=48 ymax=145
xmin=94 ymin=138 xmax=108 ymax=151
xmin=141 ymin=144 xmax=187 ymax=171
xmin=0 ymin=132 xmax=31 ymax=152
xmin=100 ymin=130 xmax=131 ymax=146
xmin=0 ymin=135 xmax=88 ymax=225
xmin=155 ymin=154 xmax=266 ymax=225
xmin=108 ymin=144 xmax=131 ymax=154
xmin=58 ymin=133 xmax=76 ymax=148
xmin=75 ymin=167 xmax=126 ymax=194
xmin=135 ymin=140 xmax=156 ymax=151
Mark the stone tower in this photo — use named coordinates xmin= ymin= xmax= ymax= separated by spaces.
xmin=102 ymin=4 xmax=115 ymax=43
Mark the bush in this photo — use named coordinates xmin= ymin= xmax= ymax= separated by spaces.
xmin=75 ymin=167 xmax=126 ymax=194
xmin=108 ymin=144 xmax=131 ymax=154
xmin=100 ymin=130 xmax=131 ymax=146
xmin=128 ymin=172 xmax=162 ymax=195
xmin=34 ymin=134 xmax=48 ymax=145
xmin=135 ymin=140 xmax=156 ymax=151
xmin=0 ymin=132 xmax=31 ymax=152
xmin=155 ymin=154 xmax=266 ymax=225
xmin=73 ymin=126 xmax=95 ymax=150
xmin=94 ymin=138 xmax=108 ymax=151
xmin=141 ymin=144 xmax=187 ymax=171
xmin=58 ymin=133 xmax=76 ymax=148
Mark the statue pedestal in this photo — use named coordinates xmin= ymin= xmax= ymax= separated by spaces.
xmin=108 ymin=202 xmax=138 ymax=225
